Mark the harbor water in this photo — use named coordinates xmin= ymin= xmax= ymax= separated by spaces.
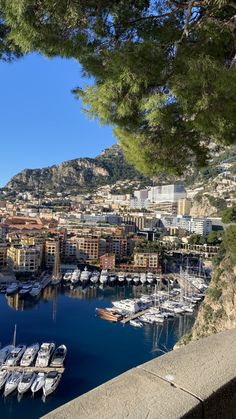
xmin=0 ymin=285 xmax=195 ymax=419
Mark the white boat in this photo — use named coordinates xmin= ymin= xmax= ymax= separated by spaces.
xmin=90 ymin=272 xmax=100 ymax=284
xmin=6 ymin=283 xmax=19 ymax=295
xmin=30 ymin=283 xmax=42 ymax=298
xmin=31 ymin=373 xmax=45 ymax=394
xmin=19 ymin=284 xmax=32 ymax=296
xmin=63 ymin=271 xmax=72 ymax=282
xmin=35 ymin=343 xmax=55 ymax=368
xmin=117 ymin=273 xmax=125 ymax=284
xmin=43 ymin=371 xmax=61 ymax=398
xmin=50 ymin=345 xmax=67 ymax=367
xmin=4 ymin=371 xmax=22 ymax=397
xmin=20 ymin=343 xmax=39 ymax=367
xmin=100 ymin=270 xmax=109 ymax=285
xmin=4 ymin=345 xmax=26 ymax=366
xmin=0 ymin=370 xmax=10 ymax=390
xmin=0 ymin=345 xmax=14 ymax=366
xmin=130 ymin=320 xmax=143 ymax=328
xmin=147 ymin=272 xmax=154 ymax=284
xmin=140 ymin=273 xmax=147 ymax=284
xmin=133 ymin=275 xmax=140 ymax=285
xmin=80 ymin=267 xmax=91 ymax=285
xmin=18 ymin=372 xmax=36 ymax=395
xmin=109 ymin=274 xmax=117 ymax=284
xmin=70 ymin=268 xmax=81 ymax=285
xmin=126 ymin=276 xmax=133 ymax=284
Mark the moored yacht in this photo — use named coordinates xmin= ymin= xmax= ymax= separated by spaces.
xmin=147 ymin=272 xmax=154 ymax=284
xmin=109 ymin=274 xmax=117 ymax=284
xmin=50 ymin=345 xmax=67 ymax=367
xmin=19 ymin=284 xmax=32 ymax=296
xmin=20 ymin=343 xmax=39 ymax=367
xmin=63 ymin=271 xmax=72 ymax=282
xmin=140 ymin=273 xmax=147 ymax=284
xmin=0 ymin=345 xmax=14 ymax=366
xmin=43 ymin=371 xmax=62 ymax=398
xmin=35 ymin=343 xmax=55 ymax=368
xmin=133 ymin=274 xmax=140 ymax=285
xmin=30 ymin=283 xmax=42 ymax=298
xmin=130 ymin=320 xmax=143 ymax=328
xmin=80 ymin=267 xmax=91 ymax=285
xmin=4 ymin=371 xmax=22 ymax=397
xmin=4 ymin=345 xmax=26 ymax=366
xmin=90 ymin=272 xmax=100 ymax=284
xmin=117 ymin=273 xmax=125 ymax=284
xmin=70 ymin=268 xmax=80 ymax=285
xmin=6 ymin=283 xmax=19 ymax=295
xmin=31 ymin=373 xmax=45 ymax=394
xmin=99 ymin=270 xmax=109 ymax=285
xmin=126 ymin=275 xmax=133 ymax=285
xmin=0 ymin=371 xmax=10 ymax=390
xmin=18 ymin=372 xmax=36 ymax=395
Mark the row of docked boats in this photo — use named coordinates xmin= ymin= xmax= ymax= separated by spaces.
xmin=0 ymin=342 xmax=67 ymax=398
xmin=0 ymin=343 xmax=67 ymax=368
xmin=96 ymin=287 xmax=205 ymax=326
xmin=0 ymin=369 xmax=62 ymax=398
xmin=5 ymin=282 xmax=44 ymax=298
xmin=63 ymin=268 xmax=161 ymax=286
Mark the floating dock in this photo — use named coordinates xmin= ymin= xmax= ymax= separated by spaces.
xmin=121 ymin=308 xmax=150 ymax=324
xmin=1 ymin=366 xmax=65 ymax=374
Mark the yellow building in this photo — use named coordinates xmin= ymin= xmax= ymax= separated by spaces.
xmin=0 ymin=242 xmax=7 ymax=269
xmin=7 ymin=245 xmax=41 ymax=272
xmin=134 ymin=252 xmax=159 ymax=269
xmin=177 ymin=198 xmax=192 ymax=216
xmin=44 ymin=238 xmax=59 ymax=268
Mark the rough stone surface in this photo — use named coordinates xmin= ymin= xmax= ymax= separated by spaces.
xmin=42 ymin=329 xmax=236 ymax=419
xmin=42 ymin=368 xmax=201 ymax=419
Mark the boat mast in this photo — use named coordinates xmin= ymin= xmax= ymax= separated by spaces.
xmin=13 ymin=324 xmax=17 ymax=347
xmin=52 ymin=241 xmax=61 ymax=280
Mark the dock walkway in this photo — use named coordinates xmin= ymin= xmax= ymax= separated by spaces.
xmin=121 ymin=308 xmax=150 ymax=324
xmin=1 ymin=366 xmax=65 ymax=374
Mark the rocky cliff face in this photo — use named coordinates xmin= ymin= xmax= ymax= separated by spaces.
xmin=190 ymin=195 xmax=219 ymax=218
xmin=178 ymin=254 xmax=236 ymax=347
xmin=4 ymin=145 xmax=149 ymax=195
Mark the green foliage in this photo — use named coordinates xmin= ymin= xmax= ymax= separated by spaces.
xmin=188 ymin=234 xmax=205 ymax=245
xmin=0 ymin=1 xmax=236 ymax=174
xmin=206 ymin=231 xmax=221 ymax=245
xmin=221 ymin=206 xmax=236 ymax=224
xmin=223 ymin=226 xmax=236 ymax=254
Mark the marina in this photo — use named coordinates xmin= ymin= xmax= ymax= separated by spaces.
xmin=0 ymin=282 xmax=196 ymax=419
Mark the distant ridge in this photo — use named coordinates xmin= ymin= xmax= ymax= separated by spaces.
xmin=3 ymin=145 xmax=150 ymax=195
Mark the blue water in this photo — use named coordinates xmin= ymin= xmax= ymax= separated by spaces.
xmin=0 ymin=285 xmax=194 ymax=419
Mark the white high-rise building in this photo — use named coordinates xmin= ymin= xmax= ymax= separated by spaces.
xmin=148 ymin=184 xmax=186 ymax=203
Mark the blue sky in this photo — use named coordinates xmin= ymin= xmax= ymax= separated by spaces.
xmin=0 ymin=54 xmax=115 ymax=187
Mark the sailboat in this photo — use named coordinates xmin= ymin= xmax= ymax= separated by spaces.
xmin=51 ymin=242 xmax=62 ymax=286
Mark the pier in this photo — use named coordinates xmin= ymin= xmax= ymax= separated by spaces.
xmin=121 ymin=308 xmax=150 ymax=324
xmin=1 ymin=366 xmax=65 ymax=374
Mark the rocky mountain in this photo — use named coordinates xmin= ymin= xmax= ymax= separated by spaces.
xmin=3 ymin=145 xmax=150 ymax=196
xmin=177 ymin=229 xmax=236 ymax=347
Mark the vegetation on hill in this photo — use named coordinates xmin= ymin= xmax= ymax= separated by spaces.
xmin=0 ymin=1 xmax=235 ymax=175
xmin=179 ymin=226 xmax=236 ymax=345
xmin=2 ymin=145 xmax=150 ymax=195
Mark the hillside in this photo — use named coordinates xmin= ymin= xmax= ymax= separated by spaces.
xmin=2 ymin=145 xmax=150 ymax=196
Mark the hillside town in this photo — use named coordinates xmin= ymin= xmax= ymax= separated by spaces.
xmin=0 ymin=181 xmax=224 ymax=281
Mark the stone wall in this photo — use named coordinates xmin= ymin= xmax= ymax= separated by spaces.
xmin=42 ymin=328 xmax=236 ymax=419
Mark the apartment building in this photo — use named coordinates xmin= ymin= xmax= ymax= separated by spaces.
xmin=0 ymin=242 xmax=7 ymax=269
xmin=134 ymin=252 xmax=159 ymax=269
xmin=77 ymin=237 xmax=106 ymax=262
xmin=7 ymin=245 xmax=41 ymax=272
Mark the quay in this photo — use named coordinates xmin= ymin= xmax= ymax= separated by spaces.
xmin=121 ymin=308 xmax=150 ymax=324
xmin=1 ymin=366 xmax=65 ymax=374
